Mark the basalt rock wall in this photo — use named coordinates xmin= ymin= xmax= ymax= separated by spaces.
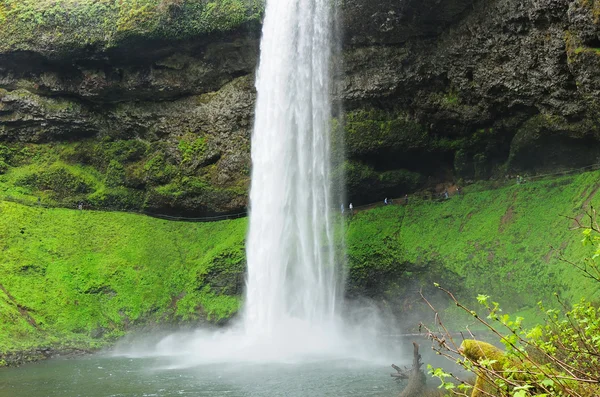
xmin=0 ymin=0 xmax=598 ymax=213
xmin=340 ymin=0 xmax=600 ymax=203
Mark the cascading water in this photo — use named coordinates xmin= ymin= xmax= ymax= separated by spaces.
xmin=244 ymin=0 xmax=338 ymax=339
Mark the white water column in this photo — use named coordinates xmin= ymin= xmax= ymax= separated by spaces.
xmin=244 ymin=0 xmax=339 ymax=337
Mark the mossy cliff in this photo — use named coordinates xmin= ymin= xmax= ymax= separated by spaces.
xmin=2 ymin=170 xmax=599 ymax=365
xmin=0 ymin=0 xmax=263 ymax=55
xmin=339 ymin=0 xmax=600 ymax=204
xmin=1 ymin=0 xmax=599 ymax=212
xmin=0 ymin=0 xmax=260 ymax=215
xmin=0 ymin=75 xmax=255 ymax=215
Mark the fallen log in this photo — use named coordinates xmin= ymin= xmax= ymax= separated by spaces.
xmin=392 ymin=342 xmax=427 ymax=397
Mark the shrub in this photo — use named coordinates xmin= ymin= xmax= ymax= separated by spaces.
xmin=423 ymin=211 xmax=600 ymax=397
xmin=15 ymin=164 xmax=95 ymax=198
xmin=105 ymin=160 xmax=125 ymax=188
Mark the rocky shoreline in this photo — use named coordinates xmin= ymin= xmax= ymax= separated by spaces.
xmin=0 ymin=346 xmax=97 ymax=368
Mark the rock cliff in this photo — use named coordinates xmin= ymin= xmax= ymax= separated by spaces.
xmin=340 ymin=0 xmax=600 ymax=202
xmin=0 ymin=0 xmax=598 ymax=213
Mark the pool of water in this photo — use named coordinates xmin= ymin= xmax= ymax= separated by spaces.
xmin=0 ymin=355 xmax=406 ymax=397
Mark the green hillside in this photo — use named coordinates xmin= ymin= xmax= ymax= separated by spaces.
xmin=345 ymin=171 xmax=600 ymax=322
xmin=1 ymin=170 xmax=599 ymax=363
xmin=0 ymin=202 xmax=246 ymax=354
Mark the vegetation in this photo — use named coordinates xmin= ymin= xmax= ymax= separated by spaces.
xmin=345 ymin=170 xmax=600 ymax=323
xmin=0 ymin=140 xmax=245 ymax=214
xmin=418 ymin=190 xmax=600 ymax=396
xmin=1 ymin=168 xmax=600 ymax=365
xmin=338 ymin=108 xmax=511 ymax=188
xmin=0 ymin=0 xmax=265 ymax=54
xmin=0 ymin=200 xmax=246 ymax=356
xmin=343 ymin=109 xmax=428 ymax=156
xmin=424 ymin=275 xmax=600 ymax=396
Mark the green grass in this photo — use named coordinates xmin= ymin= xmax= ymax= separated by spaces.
xmin=1 ymin=169 xmax=599 ymax=357
xmin=346 ymin=171 xmax=600 ymax=324
xmin=0 ymin=201 xmax=247 ymax=353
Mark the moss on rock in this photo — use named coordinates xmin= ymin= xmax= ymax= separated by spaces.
xmin=344 ymin=109 xmax=428 ymax=156
xmin=0 ymin=0 xmax=264 ymax=56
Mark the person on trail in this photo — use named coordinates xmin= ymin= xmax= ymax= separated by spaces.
xmin=384 ymin=198 xmax=388 ymax=205
xmin=349 ymin=203 xmax=353 ymax=212
xmin=444 ymin=190 xmax=449 ymax=200
xmin=456 ymin=186 xmax=461 ymax=196
xmin=78 ymin=202 xmax=83 ymax=210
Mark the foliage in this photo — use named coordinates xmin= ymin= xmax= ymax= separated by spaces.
xmin=345 ymin=170 xmax=600 ymax=321
xmin=14 ymin=162 xmax=96 ymax=198
xmin=0 ymin=140 xmax=245 ymax=214
xmin=0 ymin=0 xmax=265 ymax=53
xmin=178 ymin=133 xmax=207 ymax=166
xmin=423 ymin=211 xmax=600 ymax=396
xmin=143 ymin=151 xmax=177 ymax=184
xmin=105 ymin=160 xmax=126 ymax=188
xmin=0 ymin=200 xmax=246 ymax=357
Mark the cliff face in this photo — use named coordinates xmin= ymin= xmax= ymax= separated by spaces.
xmin=340 ymin=0 xmax=600 ymax=202
xmin=0 ymin=0 xmax=262 ymax=215
xmin=0 ymin=0 xmax=599 ymax=213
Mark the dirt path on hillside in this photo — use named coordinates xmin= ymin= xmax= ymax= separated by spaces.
xmin=0 ymin=283 xmax=39 ymax=328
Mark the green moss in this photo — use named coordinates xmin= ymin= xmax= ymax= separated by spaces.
xmin=0 ymin=139 xmax=245 ymax=214
xmin=178 ymin=133 xmax=207 ymax=166
xmin=0 ymin=200 xmax=247 ymax=352
xmin=3 ymin=89 xmax=81 ymax=113
xmin=14 ymin=162 xmax=98 ymax=198
xmin=442 ymin=89 xmax=459 ymax=106
xmin=105 ymin=160 xmax=125 ymax=188
xmin=574 ymin=46 xmax=600 ymax=56
xmin=0 ymin=143 xmax=146 ymax=210
xmin=0 ymin=0 xmax=265 ymax=54
xmin=87 ymin=186 xmax=144 ymax=210
xmin=508 ymin=113 xmax=597 ymax=168
xmin=562 ymin=30 xmax=600 ymax=62
xmin=344 ymin=160 xmax=422 ymax=202
xmin=345 ymin=170 xmax=600 ymax=321
xmin=143 ymin=151 xmax=176 ymax=184
xmin=343 ymin=109 xmax=428 ymax=156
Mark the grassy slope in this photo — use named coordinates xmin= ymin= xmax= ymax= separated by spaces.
xmin=0 ymin=201 xmax=246 ymax=353
xmin=1 ymin=170 xmax=599 ymax=355
xmin=346 ymin=171 xmax=600 ymax=321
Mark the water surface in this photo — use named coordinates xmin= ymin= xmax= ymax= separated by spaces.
xmin=0 ymin=355 xmax=404 ymax=397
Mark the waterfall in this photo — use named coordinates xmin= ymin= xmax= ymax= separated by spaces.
xmin=244 ymin=0 xmax=339 ymax=337
xmin=115 ymin=0 xmax=392 ymax=365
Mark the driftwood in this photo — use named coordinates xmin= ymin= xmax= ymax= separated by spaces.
xmin=392 ymin=342 xmax=427 ymax=397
